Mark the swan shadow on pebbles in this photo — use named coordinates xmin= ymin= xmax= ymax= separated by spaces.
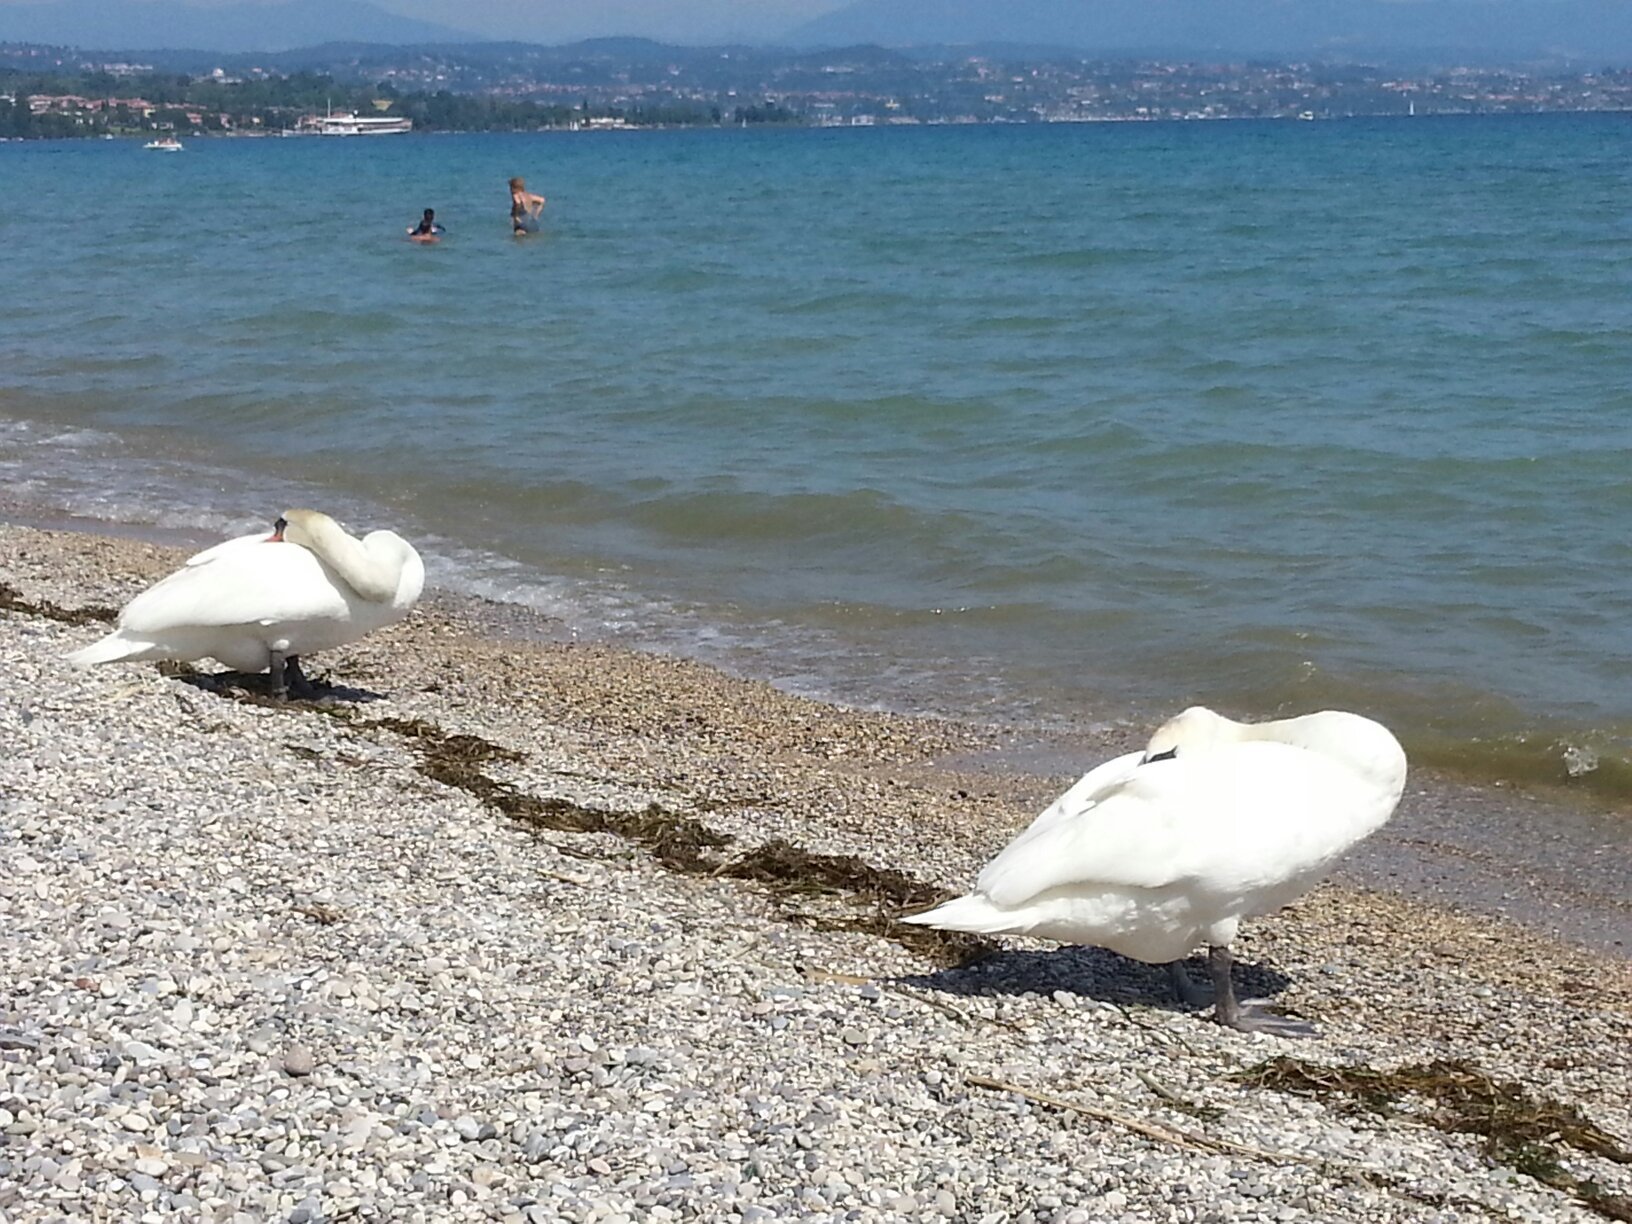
xmin=900 ymin=943 xmax=1296 ymax=1019
xmin=159 ymin=660 xmax=386 ymax=706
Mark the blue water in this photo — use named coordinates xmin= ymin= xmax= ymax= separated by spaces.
xmin=2 ymin=117 xmax=1630 ymax=797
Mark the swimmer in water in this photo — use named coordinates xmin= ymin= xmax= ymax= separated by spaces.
xmin=407 ymin=208 xmax=444 ymax=242
xmin=509 ymin=177 xmax=545 ymax=235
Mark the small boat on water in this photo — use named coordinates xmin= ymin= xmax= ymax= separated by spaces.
xmin=143 ymin=136 xmax=184 ymax=151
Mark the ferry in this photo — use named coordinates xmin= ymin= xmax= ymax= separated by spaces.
xmin=143 ymin=136 xmax=184 ymax=151
xmin=295 ymin=111 xmax=413 ymax=137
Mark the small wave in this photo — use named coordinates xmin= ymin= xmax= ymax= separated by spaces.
xmin=1014 ymin=246 xmax=1159 ymax=270
xmin=40 ymin=428 xmax=120 ymax=449
xmin=768 ymin=289 xmax=915 ymax=316
xmin=1410 ymin=732 xmax=1630 ymax=808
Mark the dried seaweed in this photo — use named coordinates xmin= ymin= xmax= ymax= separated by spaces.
xmin=716 ymin=838 xmax=943 ymax=909
xmin=387 ymin=719 xmax=730 ymax=872
xmin=1241 ymin=1057 xmax=1632 ymax=1221
xmin=363 ymin=718 xmax=983 ymax=963
xmin=369 ymin=715 xmax=524 ymax=768
xmin=791 ymin=912 xmax=992 ymax=969
xmin=715 ymin=838 xmax=994 ymax=968
xmin=157 ymin=666 xmax=990 ymax=969
xmin=0 ymin=581 xmax=117 ymax=626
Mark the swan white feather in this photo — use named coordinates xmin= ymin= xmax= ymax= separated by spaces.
xmin=67 ymin=509 xmax=424 ymax=674
xmin=907 ymin=707 xmax=1407 ymax=968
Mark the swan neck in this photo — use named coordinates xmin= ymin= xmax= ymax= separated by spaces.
xmin=303 ymin=520 xmax=399 ymax=603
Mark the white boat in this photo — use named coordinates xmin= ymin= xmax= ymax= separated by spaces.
xmin=299 ymin=111 xmax=412 ymax=136
xmin=143 ymin=136 xmax=184 ymax=151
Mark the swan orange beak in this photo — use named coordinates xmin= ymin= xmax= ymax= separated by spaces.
xmin=267 ymin=516 xmax=287 ymax=542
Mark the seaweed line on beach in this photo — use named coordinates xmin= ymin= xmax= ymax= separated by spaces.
xmin=392 ymin=711 xmax=994 ymax=969
xmin=0 ymin=580 xmax=117 ymax=627
xmin=1240 ymin=1057 xmax=1632 ymax=1221
xmin=161 ymin=663 xmax=992 ymax=969
xmin=967 ymin=1072 xmax=1530 ymax=1219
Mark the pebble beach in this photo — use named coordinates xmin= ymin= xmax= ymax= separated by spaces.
xmin=1 ymin=521 xmax=1629 ymax=1224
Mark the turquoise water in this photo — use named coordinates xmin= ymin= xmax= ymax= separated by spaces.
xmin=2 ymin=117 xmax=1630 ymax=797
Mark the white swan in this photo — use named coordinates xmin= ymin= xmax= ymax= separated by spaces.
xmin=67 ymin=509 xmax=424 ymax=697
xmin=904 ymin=706 xmax=1407 ymax=1036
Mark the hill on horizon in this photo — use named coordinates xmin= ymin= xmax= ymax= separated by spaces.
xmin=785 ymin=0 xmax=1632 ymax=64
xmin=0 ymin=0 xmax=482 ymax=53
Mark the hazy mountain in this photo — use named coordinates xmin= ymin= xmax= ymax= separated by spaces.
xmin=0 ymin=0 xmax=482 ymax=53
xmin=785 ymin=0 xmax=1632 ymax=64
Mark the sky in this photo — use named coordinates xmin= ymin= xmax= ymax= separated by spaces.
xmin=0 ymin=0 xmax=854 ymax=44
xmin=0 ymin=0 xmax=1610 ymax=56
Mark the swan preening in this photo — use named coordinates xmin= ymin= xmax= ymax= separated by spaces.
xmin=905 ymin=706 xmax=1407 ymax=1037
xmin=67 ymin=509 xmax=424 ymax=697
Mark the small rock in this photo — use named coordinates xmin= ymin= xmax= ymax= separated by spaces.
xmin=454 ymin=1116 xmax=495 ymax=1142
xmin=122 ymin=1039 xmax=164 ymax=1065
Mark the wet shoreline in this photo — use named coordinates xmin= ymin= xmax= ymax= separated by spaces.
xmin=4 ymin=508 xmax=1626 ymax=959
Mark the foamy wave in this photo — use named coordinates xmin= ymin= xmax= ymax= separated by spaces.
xmin=1561 ymin=743 xmax=1600 ymax=778
xmin=40 ymin=428 xmax=121 ymax=449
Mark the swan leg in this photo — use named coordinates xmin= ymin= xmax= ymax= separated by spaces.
xmin=1208 ymin=945 xmax=1318 ymax=1039
xmin=268 ymin=648 xmax=290 ymax=699
xmin=1166 ymin=959 xmax=1212 ymax=1008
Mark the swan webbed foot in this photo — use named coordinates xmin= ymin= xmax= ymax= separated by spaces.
xmin=283 ymin=655 xmax=319 ymax=700
xmin=1207 ymin=944 xmax=1318 ymax=1039
xmin=1222 ymin=1008 xmax=1320 ymax=1039
xmin=1166 ymin=959 xmax=1213 ymax=1009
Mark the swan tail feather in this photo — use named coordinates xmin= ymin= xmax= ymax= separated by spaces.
xmin=901 ymin=893 xmax=1018 ymax=935
xmin=66 ymin=632 xmax=157 ymax=668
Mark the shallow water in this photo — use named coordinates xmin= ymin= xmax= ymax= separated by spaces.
xmin=2 ymin=116 xmax=1630 ymax=802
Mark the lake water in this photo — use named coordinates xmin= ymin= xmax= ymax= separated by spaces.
xmin=2 ymin=116 xmax=1629 ymax=801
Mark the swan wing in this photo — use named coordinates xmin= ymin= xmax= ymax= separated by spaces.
xmin=975 ymin=742 xmax=1374 ymax=908
xmin=119 ymin=539 xmax=346 ymax=633
xmin=974 ymin=748 xmax=1143 ymax=892
xmin=175 ymin=532 xmax=268 ymax=568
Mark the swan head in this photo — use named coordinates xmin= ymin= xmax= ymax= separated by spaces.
xmin=275 ymin=508 xmax=338 ymax=549
xmin=1142 ymin=706 xmax=1240 ymax=764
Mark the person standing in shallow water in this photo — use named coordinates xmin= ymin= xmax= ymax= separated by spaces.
xmin=510 ymin=177 xmax=545 ymax=235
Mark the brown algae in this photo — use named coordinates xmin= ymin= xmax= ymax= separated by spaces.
xmin=1241 ymin=1056 xmax=1632 ymax=1221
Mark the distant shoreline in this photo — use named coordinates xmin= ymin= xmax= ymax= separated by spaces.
xmin=5 ymin=105 xmax=1632 ymax=145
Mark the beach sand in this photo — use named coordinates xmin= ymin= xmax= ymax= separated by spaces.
xmin=1 ymin=521 xmax=1628 ymax=1222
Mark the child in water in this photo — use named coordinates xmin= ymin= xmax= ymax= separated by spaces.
xmin=407 ymin=209 xmax=444 ymax=242
xmin=509 ymin=177 xmax=545 ymax=234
